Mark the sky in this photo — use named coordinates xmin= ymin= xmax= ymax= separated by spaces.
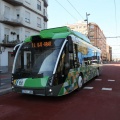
xmin=47 ymin=0 xmax=120 ymax=59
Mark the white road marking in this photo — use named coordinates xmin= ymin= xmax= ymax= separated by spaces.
xmin=101 ymin=88 xmax=112 ymax=91
xmin=83 ymin=87 xmax=94 ymax=89
xmin=95 ymin=79 xmax=102 ymax=81
xmin=108 ymin=80 xmax=115 ymax=82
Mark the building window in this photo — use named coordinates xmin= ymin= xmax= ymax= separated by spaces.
xmin=37 ymin=0 xmax=41 ymax=10
xmin=89 ymin=36 xmax=94 ymax=38
xmin=25 ymin=31 xmax=30 ymax=38
xmin=90 ymin=25 xmax=94 ymax=29
xmin=4 ymin=28 xmax=10 ymax=43
xmin=4 ymin=6 xmax=10 ymax=20
xmin=37 ymin=17 xmax=41 ymax=28
xmin=25 ymin=11 xmax=30 ymax=23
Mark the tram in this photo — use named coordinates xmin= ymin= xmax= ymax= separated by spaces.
xmin=11 ymin=26 xmax=102 ymax=96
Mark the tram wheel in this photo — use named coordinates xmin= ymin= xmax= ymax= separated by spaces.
xmin=77 ymin=75 xmax=84 ymax=90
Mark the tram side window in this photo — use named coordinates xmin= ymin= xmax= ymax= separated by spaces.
xmin=77 ymin=45 xmax=88 ymax=65
xmin=93 ymin=52 xmax=101 ymax=64
xmin=57 ymin=43 xmax=70 ymax=73
xmin=85 ymin=48 xmax=93 ymax=65
xmin=55 ymin=43 xmax=70 ymax=84
xmin=84 ymin=49 xmax=101 ymax=65
xmin=78 ymin=52 xmax=83 ymax=65
xmin=73 ymin=44 xmax=79 ymax=68
xmin=69 ymin=53 xmax=74 ymax=68
xmin=57 ymin=51 xmax=65 ymax=74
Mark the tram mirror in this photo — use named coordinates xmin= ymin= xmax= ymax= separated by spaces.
xmin=67 ymin=36 xmax=73 ymax=53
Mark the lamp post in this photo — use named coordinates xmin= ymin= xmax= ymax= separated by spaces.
xmin=84 ymin=12 xmax=90 ymax=38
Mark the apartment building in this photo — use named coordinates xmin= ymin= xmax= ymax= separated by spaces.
xmin=88 ymin=22 xmax=107 ymax=61
xmin=66 ymin=21 xmax=111 ymax=61
xmin=106 ymin=44 xmax=112 ymax=61
xmin=66 ymin=21 xmax=88 ymax=35
xmin=0 ymin=0 xmax=48 ymax=72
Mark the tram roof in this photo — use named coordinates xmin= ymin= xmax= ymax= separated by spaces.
xmin=24 ymin=26 xmax=90 ymax=44
xmin=39 ymin=26 xmax=91 ymax=43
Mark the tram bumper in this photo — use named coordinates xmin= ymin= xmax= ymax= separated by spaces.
xmin=12 ymin=84 xmax=63 ymax=96
xmin=11 ymin=76 xmax=63 ymax=96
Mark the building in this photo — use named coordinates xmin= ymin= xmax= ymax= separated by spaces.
xmin=66 ymin=21 xmax=111 ymax=61
xmin=66 ymin=21 xmax=88 ymax=35
xmin=106 ymin=44 xmax=112 ymax=61
xmin=0 ymin=0 xmax=48 ymax=72
xmin=109 ymin=46 xmax=112 ymax=61
xmin=88 ymin=22 xmax=107 ymax=61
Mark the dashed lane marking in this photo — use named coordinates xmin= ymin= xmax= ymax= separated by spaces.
xmin=101 ymin=88 xmax=112 ymax=91
xmin=108 ymin=80 xmax=115 ymax=82
xmin=83 ymin=87 xmax=94 ymax=89
xmin=95 ymin=79 xmax=102 ymax=81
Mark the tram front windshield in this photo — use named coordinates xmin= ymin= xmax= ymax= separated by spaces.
xmin=13 ymin=38 xmax=65 ymax=78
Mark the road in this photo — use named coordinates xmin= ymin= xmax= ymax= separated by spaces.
xmin=0 ymin=63 xmax=120 ymax=120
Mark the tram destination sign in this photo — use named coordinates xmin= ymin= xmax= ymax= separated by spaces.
xmin=31 ymin=36 xmax=53 ymax=48
xmin=32 ymin=41 xmax=52 ymax=48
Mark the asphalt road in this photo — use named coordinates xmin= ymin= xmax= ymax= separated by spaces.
xmin=0 ymin=63 xmax=120 ymax=120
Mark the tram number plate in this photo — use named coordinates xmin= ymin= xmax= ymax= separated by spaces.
xmin=22 ymin=90 xmax=33 ymax=94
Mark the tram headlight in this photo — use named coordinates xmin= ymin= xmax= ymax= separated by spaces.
xmin=49 ymin=89 xmax=52 ymax=93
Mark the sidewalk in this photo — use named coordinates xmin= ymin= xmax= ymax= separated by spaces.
xmin=0 ymin=72 xmax=12 ymax=95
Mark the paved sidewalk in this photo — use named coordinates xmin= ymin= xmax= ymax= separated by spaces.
xmin=0 ymin=72 xmax=12 ymax=95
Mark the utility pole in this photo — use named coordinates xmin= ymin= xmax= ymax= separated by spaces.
xmin=84 ymin=12 xmax=90 ymax=38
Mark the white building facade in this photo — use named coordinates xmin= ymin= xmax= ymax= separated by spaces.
xmin=0 ymin=0 xmax=48 ymax=72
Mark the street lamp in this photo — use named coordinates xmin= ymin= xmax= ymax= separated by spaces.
xmin=84 ymin=12 xmax=90 ymax=38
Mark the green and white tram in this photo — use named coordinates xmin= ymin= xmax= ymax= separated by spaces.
xmin=11 ymin=26 xmax=102 ymax=96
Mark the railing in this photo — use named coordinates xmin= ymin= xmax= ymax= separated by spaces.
xmin=2 ymin=39 xmax=20 ymax=44
xmin=0 ymin=15 xmax=23 ymax=26
xmin=1 ymin=39 xmax=21 ymax=47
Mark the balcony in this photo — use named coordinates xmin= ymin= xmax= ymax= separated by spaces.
xmin=3 ymin=0 xmax=23 ymax=6
xmin=44 ymin=15 xmax=48 ymax=22
xmin=43 ymin=12 xmax=48 ymax=22
xmin=1 ymin=39 xmax=20 ymax=47
xmin=0 ymin=15 xmax=23 ymax=26
xmin=42 ymin=0 xmax=48 ymax=7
